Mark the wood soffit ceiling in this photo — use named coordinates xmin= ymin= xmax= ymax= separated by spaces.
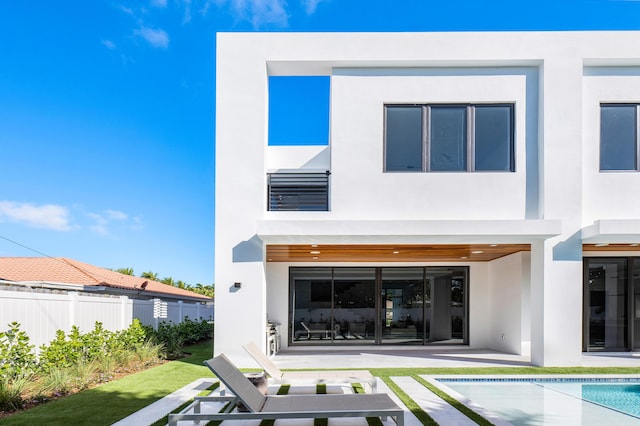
xmin=266 ymin=244 xmax=531 ymax=263
xmin=267 ymin=243 xmax=640 ymax=262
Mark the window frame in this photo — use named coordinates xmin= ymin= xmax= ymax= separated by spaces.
xmin=599 ymin=103 xmax=640 ymax=172
xmin=384 ymin=103 xmax=515 ymax=173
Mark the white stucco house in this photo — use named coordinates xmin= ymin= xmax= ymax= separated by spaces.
xmin=215 ymin=31 xmax=640 ymax=367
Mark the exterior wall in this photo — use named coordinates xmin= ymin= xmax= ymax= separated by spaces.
xmin=330 ymin=70 xmax=532 ymax=220
xmin=487 ymin=252 xmax=528 ymax=354
xmin=583 ymin=68 xmax=640 ymax=224
xmin=216 ymin=31 xmax=640 ymax=366
xmin=0 ymin=290 xmax=213 ymax=353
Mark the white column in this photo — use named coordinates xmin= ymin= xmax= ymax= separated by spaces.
xmin=530 ymin=55 xmax=584 ymax=366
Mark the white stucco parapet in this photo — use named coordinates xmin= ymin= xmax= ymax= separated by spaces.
xmin=257 ymin=219 xmax=561 ymax=244
xmin=582 ymin=219 xmax=640 ymax=243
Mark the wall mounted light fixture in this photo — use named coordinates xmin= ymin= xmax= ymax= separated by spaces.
xmin=234 ymin=282 xmax=242 ymax=289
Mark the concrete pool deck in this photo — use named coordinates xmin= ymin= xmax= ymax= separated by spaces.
xmin=113 ymin=348 xmax=640 ymax=425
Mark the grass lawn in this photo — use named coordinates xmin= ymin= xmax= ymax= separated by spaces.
xmin=1 ymin=341 xmax=223 ymax=426
xmin=3 ymin=344 xmax=640 ymax=426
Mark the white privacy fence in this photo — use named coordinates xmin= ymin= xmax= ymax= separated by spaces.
xmin=0 ymin=289 xmax=214 ymax=350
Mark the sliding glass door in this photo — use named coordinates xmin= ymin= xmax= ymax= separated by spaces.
xmin=290 ymin=266 xmax=468 ymax=345
xmin=583 ymin=257 xmax=640 ymax=351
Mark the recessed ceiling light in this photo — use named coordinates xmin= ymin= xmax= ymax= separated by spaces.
xmin=392 ymin=251 xmax=400 ymax=254
xmin=460 ymin=256 xmax=468 ymax=259
xmin=313 ymin=256 xmax=319 ymax=260
xmin=311 ymin=244 xmax=318 ymax=248
xmin=594 ymin=243 xmax=609 ymax=247
xmin=472 ymin=250 xmax=483 ymax=254
xmin=631 ymin=243 xmax=639 ymax=247
xmin=490 ymin=244 xmax=498 ymax=247
xmin=310 ymin=250 xmax=321 ymax=254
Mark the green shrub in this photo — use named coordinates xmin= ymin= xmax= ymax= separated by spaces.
xmin=0 ymin=376 xmax=30 ymax=411
xmin=0 ymin=322 xmax=36 ymax=381
xmin=38 ymin=366 xmax=75 ymax=395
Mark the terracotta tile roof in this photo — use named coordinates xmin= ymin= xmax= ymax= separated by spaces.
xmin=0 ymin=257 xmax=212 ymax=301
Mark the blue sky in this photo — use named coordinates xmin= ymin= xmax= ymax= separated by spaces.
xmin=1 ymin=0 xmax=639 ymax=286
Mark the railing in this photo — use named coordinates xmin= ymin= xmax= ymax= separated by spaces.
xmin=267 ymin=171 xmax=330 ymax=211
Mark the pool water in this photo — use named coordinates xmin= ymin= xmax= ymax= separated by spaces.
xmin=582 ymin=384 xmax=640 ymax=417
xmin=437 ymin=378 xmax=640 ymax=426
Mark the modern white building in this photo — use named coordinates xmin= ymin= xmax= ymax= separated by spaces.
xmin=215 ymin=31 xmax=640 ymax=367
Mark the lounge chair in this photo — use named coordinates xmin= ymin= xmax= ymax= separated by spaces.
xmin=300 ymin=321 xmax=333 ymax=339
xmin=168 ymin=354 xmax=404 ymax=426
xmin=243 ymin=341 xmax=378 ymax=392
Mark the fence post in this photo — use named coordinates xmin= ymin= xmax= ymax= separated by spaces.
xmin=196 ymin=302 xmax=200 ymax=320
xmin=119 ymin=296 xmax=129 ymax=330
xmin=178 ymin=300 xmax=183 ymax=322
xmin=68 ymin=291 xmax=78 ymax=330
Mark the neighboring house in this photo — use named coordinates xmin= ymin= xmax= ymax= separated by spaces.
xmin=0 ymin=257 xmax=213 ymax=349
xmin=215 ymin=31 xmax=640 ymax=367
xmin=0 ymin=257 xmax=211 ymax=303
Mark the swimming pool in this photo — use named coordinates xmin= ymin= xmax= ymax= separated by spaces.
xmin=430 ymin=376 xmax=640 ymax=426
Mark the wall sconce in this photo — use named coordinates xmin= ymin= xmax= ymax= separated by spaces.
xmin=234 ymin=282 xmax=242 ymax=289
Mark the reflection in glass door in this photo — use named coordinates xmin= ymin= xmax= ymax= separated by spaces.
xmin=333 ymin=268 xmax=376 ymax=343
xmin=381 ymin=268 xmax=425 ymax=344
xmin=584 ymin=258 xmax=628 ymax=351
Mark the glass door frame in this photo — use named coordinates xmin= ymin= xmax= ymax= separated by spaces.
xmin=583 ymin=257 xmax=638 ymax=352
xmin=288 ymin=266 xmax=469 ymax=346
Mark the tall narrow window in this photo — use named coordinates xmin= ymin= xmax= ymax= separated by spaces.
xmin=430 ymin=107 xmax=467 ymax=171
xmin=385 ymin=106 xmax=423 ymax=171
xmin=474 ymin=105 xmax=513 ymax=171
xmin=384 ymin=103 xmax=514 ymax=172
xmin=600 ymin=104 xmax=638 ymax=171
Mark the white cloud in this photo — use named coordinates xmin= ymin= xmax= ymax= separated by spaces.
xmin=106 ymin=210 xmax=128 ymax=221
xmin=0 ymin=201 xmax=72 ymax=231
xmin=151 ymin=0 xmax=168 ymax=7
xmin=101 ymin=39 xmax=117 ymax=50
xmin=88 ymin=209 xmax=130 ymax=235
xmin=301 ymin=0 xmax=323 ymax=14
xmin=181 ymin=0 xmax=193 ymax=24
xmin=134 ymin=26 xmax=170 ymax=48
xmin=216 ymin=0 xmax=288 ymax=28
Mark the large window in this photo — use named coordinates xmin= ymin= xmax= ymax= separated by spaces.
xmin=600 ymin=104 xmax=639 ymax=171
xmin=384 ymin=104 xmax=514 ymax=172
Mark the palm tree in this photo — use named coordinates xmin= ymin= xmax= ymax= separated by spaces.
xmin=161 ymin=277 xmax=175 ymax=286
xmin=141 ymin=271 xmax=159 ymax=281
xmin=115 ymin=267 xmax=134 ymax=276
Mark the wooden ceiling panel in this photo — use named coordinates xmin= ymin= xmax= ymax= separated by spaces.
xmin=266 ymin=244 xmax=531 ymax=263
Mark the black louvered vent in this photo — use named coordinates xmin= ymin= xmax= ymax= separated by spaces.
xmin=268 ymin=172 xmax=329 ymax=211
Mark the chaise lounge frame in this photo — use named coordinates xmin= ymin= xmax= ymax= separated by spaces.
xmin=243 ymin=341 xmax=378 ymax=392
xmin=168 ymin=354 xmax=403 ymax=426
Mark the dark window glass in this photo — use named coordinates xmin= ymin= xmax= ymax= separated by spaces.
xmin=601 ymin=105 xmax=637 ymax=171
xmin=475 ymin=105 xmax=513 ymax=171
xmin=430 ymin=107 xmax=467 ymax=171
xmin=385 ymin=106 xmax=423 ymax=171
